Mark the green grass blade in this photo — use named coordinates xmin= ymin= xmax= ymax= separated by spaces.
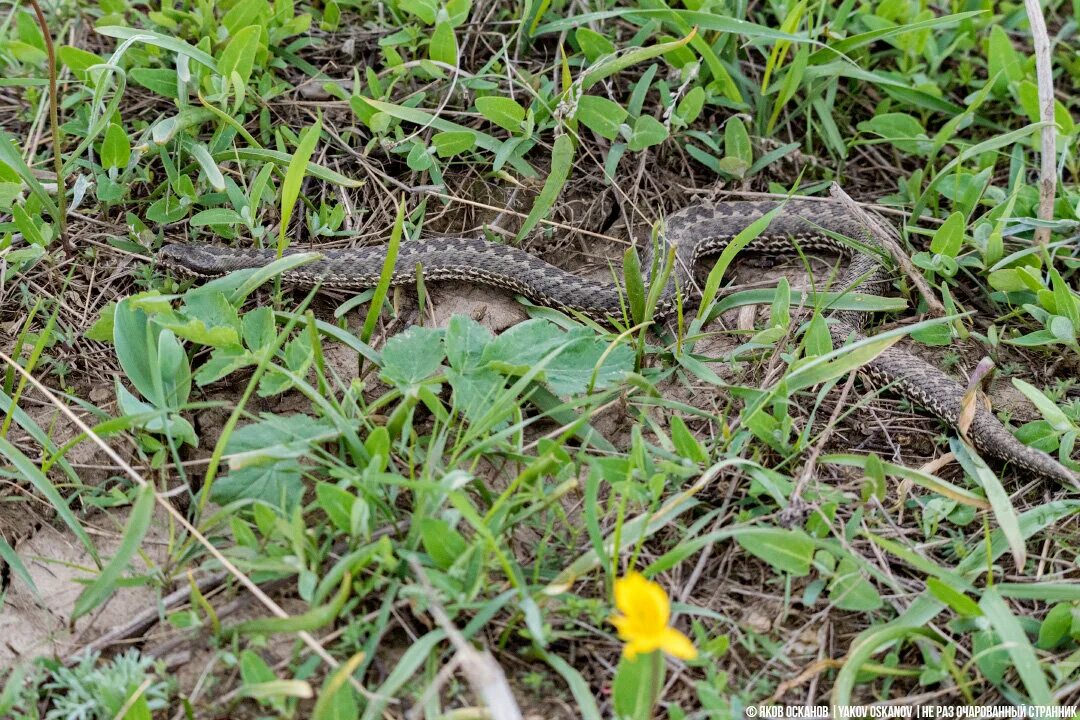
xmin=979 ymin=588 xmax=1053 ymax=704
xmin=516 ymin=133 xmax=573 ymax=241
xmin=361 ymin=197 xmax=404 ymax=344
xmin=211 ymin=148 xmax=362 ymax=187
xmin=0 ymin=435 xmax=98 ymax=564
xmin=278 ymin=117 xmax=323 ymax=255
xmin=95 ymin=26 xmax=218 ymax=71
xmin=72 ymin=483 xmax=155 ymax=619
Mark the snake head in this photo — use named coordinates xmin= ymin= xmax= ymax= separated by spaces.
xmin=157 ymin=244 xmax=268 ymax=277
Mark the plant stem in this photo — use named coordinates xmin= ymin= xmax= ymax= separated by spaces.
xmin=27 ymin=0 xmax=69 ymax=254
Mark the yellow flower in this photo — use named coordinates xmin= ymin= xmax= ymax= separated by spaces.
xmin=609 ymin=572 xmax=697 ymax=661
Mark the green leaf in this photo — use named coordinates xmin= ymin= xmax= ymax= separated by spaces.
xmin=858 ymin=112 xmax=930 ymax=156
xmin=211 ymin=147 xmax=362 ymax=187
xmin=0 ymin=435 xmax=99 ymax=564
xmin=735 ymin=527 xmax=814 ymax=576
xmin=189 ymin=142 xmax=226 ymax=191
xmin=1036 ymin=603 xmax=1072 ymax=650
xmin=73 ymin=484 xmax=155 ymax=619
xmin=0 ymin=131 xmax=59 ymax=219
xmin=986 ymin=24 xmax=1024 ymax=93
xmin=577 ymin=95 xmax=628 ymax=140
xmin=361 ymin=197 xmax=405 ymax=343
xmin=926 ymin=578 xmax=981 ymax=617
xmin=380 ymin=325 xmax=446 ymax=387
xmin=1012 ymin=379 xmax=1074 ymax=432
xmin=517 ymin=133 xmax=573 ymax=241
xmin=189 ymin=208 xmax=245 ymax=227
xmin=951 ymin=439 xmax=1026 ymax=570
xmin=627 ymin=115 xmax=668 ymax=152
xmin=481 ymin=320 xmax=633 ymax=395
xmin=58 ymin=45 xmax=105 ymax=84
xmin=929 ymin=211 xmax=964 ymax=258
xmin=360 ymin=631 xmax=447 ymax=720
xmin=312 ymin=652 xmax=364 ymax=720
xmin=279 ymin=118 xmax=322 ymax=252
xmin=784 ymin=328 xmax=901 ymax=392
xmin=234 ymin=572 xmax=351 ymax=635
xmin=218 ymin=24 xmax=261 ymax=88
xmin=676 ymin=86 xmax=705 ymax=124
xmin=428 ymin=21 xmax=457 ymax=65
xmin=95 ymin=26 xmax=218 ymax=72
xmin=979 ymin=588 xmax=1053 ymax=704
xmin=580 ymin=30 xmax=698 ymax=90
xmin=723 ymin=117 xmax=752 ymax=169
xmin=419 ymin=518 xmax=468 ymax=569
xmin=575 ymin=27 xmax=614 ymax=62
xmin=535 ymin=649 xmax=603 ymax=720
xmin=613 ymin=652 xmax=663 ymax=719
xmin=475 ymin=96 xmax=526 ymax=133
xmin=129 ymin=68 xmax=181 ymax=98
xmin=828 ymin=557 xmax=882 ymax=611
xmin=432 ymin=130 xmax=475 ymax=157
xmin=354 ymin=96 xmax=535 ymax=176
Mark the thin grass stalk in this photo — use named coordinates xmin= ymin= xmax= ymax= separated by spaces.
xmin=26 ymin=0 xmax=68 ymax=253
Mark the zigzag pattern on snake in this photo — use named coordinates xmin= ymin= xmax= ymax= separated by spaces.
xmin=157 ymin=199 xmax=1079 ymax=485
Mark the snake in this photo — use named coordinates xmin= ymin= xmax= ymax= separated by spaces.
xmin=158 ymin=199 xmax=1079 ymax=486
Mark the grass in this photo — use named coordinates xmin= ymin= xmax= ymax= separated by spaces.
xmin=1 ymin=0 xmax=1079 ymax=716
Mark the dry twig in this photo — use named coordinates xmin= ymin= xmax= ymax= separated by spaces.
xmin=1022 ymin=0 xmax=1058 ymax=245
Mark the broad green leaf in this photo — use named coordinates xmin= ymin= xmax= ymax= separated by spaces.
xmin=428 ymin=21 xmax=457 ymax=65
xmin=577 ymin=95 xmax=627 ymax=140
xmin=432 ymin=130 xmax=475 ymax=157
xmin=380 ymin=325 xmax=446 ymax=387
xmin=613 ymin=653 xmax=663 ymax=719
xmin=58 ymin=45 xmax=105 ymax=84
xmin=475 ymin=96 xmax=526 ymax=133
xmin=419 ymin=518 xmax=468 ymax=569
xmin=858 ymin=112 xmax=930 ymax=156
xmin=828 ymin=557 xmax=882 ymax=611
xmin=312 ymin=651 xmax=365 ymax=720
xmin=218 ymin=24 xmax=261 ymax=88
xmin=628 ymin=115 xmax=668 ymax=151
xmin=676 ymin=85 xmax=705 ymax=124
xmin=986 ymin=24 xmax=1024 ymax=93
xmin=575 ymin=26 xmax=614 ymax=62
xmin=929 ymin=211 xmax=964 ymax=258
xmin=735 ymin=528 xmax=814 ymax=576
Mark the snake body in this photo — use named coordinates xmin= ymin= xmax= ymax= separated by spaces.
xmin=158 ymin=199 xmax=1078 ymax=485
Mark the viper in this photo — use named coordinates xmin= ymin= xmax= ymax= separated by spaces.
xmin=158 ymin=199 xmax=1079 ymax=485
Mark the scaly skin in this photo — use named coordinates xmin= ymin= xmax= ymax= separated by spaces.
xmin=158 ymin=199 xmax=1079 ymax=485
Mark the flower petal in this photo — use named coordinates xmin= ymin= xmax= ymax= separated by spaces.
xmin=614 ymin=572 xmax=646 ymax=616
xmin=623 ymin=636 xmax=661 ymax=660
xmin=637 ymin=576 xmax=671 ymax=629
xmin=658 ymin=627 xmax=698 ymax=660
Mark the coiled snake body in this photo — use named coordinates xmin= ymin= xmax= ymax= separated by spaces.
xmin=159 ymin=199 xmax=1078 ymax=485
